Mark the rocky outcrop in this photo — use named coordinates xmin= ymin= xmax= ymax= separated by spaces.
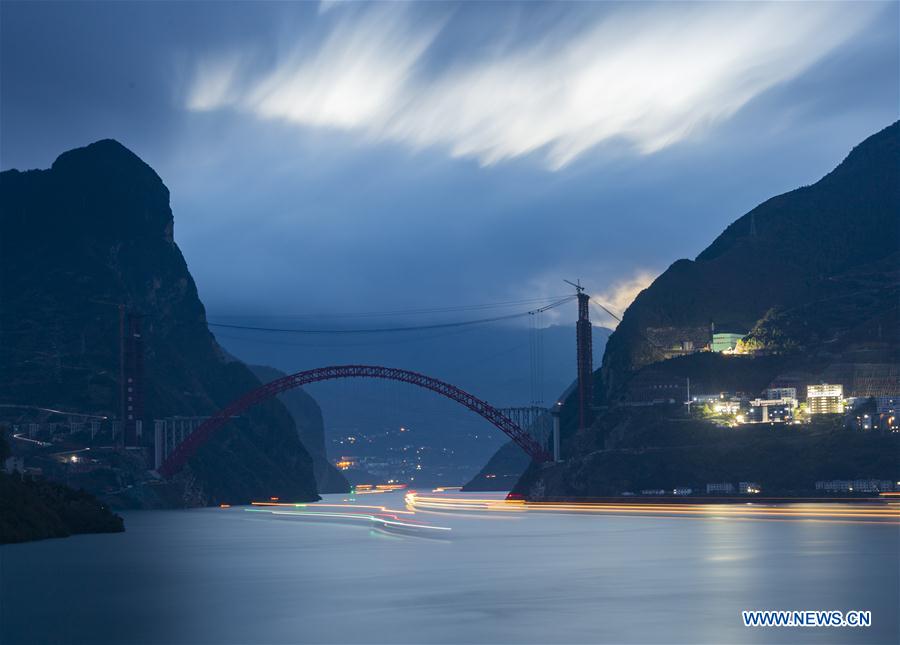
xmin=514 ymin=122 xmax=900 ymax=500
xmin=601 ymin=121 xmax=900 ymax=400
xmin=249 ymin=365 xmax=350 ymax=494
xmin=0 ymin=139 xmax=320 ymax=505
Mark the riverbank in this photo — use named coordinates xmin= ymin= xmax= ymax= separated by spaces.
xmin=0 ymin=472 xmax=124 ymax=544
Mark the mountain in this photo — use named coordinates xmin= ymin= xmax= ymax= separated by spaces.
xmin=513 ymin=122 xmax=900 ymax=499
xmin=601 ymin=121 xmax=899 ymax=400
xmin=0 ymin=140 xmax=320 ymax=505
xmin=462 ymin=440 xmax=530 ymax=491
xmin=248 ymin=365 xmax=350 ymax=494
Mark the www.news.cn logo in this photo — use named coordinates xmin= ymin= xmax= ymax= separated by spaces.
xmin=742 ymin=610 xmax=871 ymax=628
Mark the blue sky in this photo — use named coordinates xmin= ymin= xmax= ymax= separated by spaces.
xmin=2 ymin=1 xmax=897 ymax=326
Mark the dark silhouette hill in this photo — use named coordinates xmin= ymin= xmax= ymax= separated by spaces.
xmin=602 ymin=121 xmax=900 ymax=399
xmin=0 ymin=140 xmax=320 ymax=505
xmin=512 ymin=122 xmax=900 ymax=499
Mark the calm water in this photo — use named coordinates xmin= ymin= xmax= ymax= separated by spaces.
xmin=1 ymin=492 xmax=898 ymax=644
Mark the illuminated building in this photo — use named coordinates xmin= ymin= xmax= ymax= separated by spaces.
xmin=705 ymin=482 xmax=735 ymax=494
xmin=875 ymin=396 xmax=898 ymax=414
xmin=713 ymin=398 xmax=742 ymax=415
xmin=739 ymin=482 xmax=761 ymax=494
xmin=711 ymin=332 xmax=745 ymax=353
xmin=766 ymin=387 xmax=798 ymax=407
xmin=807 ymin=383 xmax=844 ymax=414
xmin=747 ymin=399 xmax=793 ymax=423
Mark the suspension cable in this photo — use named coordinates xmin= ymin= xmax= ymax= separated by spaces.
xmin=207 ymin=296 xmax=575 ymax=335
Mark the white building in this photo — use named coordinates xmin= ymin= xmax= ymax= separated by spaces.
xmin=807 ymin=383 xmax=844 ymax=415
xmin=706 ymin=482 xmax=735 ymax=494
xmin=748 ymin=398 xmax=794 ymax=423
xmin=766 ymin=387 xmax=798 ymax=407
xmin=713 ymin=399 xmax=742 ymax=415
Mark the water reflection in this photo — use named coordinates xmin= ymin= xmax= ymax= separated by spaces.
xmin=1 ymin=492 xmax=897 ymax=644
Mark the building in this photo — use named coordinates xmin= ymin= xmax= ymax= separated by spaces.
xmin=706 ymin=482 xmax=735 ymax=494
xmin=874 ymin=396 xmax=898 ymax=414
xmin=847 ymin=397 xmax=898 ymax=432
xmin=815 ymin=479 xmax=897 ymax=493
xmin=644 ymin=325 xmax=711 ymax=360
xmin=766 ymin=387 xmax=798 ymax=407
xmin=807 ymin=383 xmax=844 ymax=415
xmin=739 ymin=482 xmax=761 ymax=494
xmin=746 ymin=399 xmax=793 ymax=423
xmin=714 ymin=398 xmax=743 ymax=415
xmin=712 ymin=332 xmax=745 ymax=353
xmin=672 ymin=487 xmax=693 ymax=496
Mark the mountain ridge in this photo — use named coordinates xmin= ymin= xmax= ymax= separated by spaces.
xmin=601 ymin=120 xmax=899 ymax=399
xmin=1 ymin=138 xmax=322 ymax=506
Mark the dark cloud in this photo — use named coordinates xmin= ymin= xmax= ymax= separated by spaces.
xmin=2 ymin=1 xmax=896 ymax=323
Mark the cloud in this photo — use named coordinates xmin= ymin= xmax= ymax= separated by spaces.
xmin=185 ymin=3 xmax=881 ymax=169
xmin=592 ymin=270 xmax=657 ymax=326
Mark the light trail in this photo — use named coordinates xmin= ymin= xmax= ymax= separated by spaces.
xmin=0 ymin=403 xmax=108 ymax=419
xmin=240 ymin=492 xmax=898 ymax=539
xmin=244 ymin=504 xmax=451 ymax=533
xmin=251 ymin=501 xmax=416 ymax=515
xmin=404 ymin=493 xmax=900 ymax=525
xmin=11 ymin=433 xmax=51 ymax=447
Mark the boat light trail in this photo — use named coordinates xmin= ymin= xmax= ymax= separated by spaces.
xmin=404 ymin=493 xmax=900 ymax=525
xmin=244 ymin=504 xmax=451 ymax=533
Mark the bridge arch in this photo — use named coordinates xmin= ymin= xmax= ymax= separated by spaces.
xmin=157 ymin=365 xmax=553 ymax=478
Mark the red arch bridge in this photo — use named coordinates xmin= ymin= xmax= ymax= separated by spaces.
xmin=157 ymin=365 xmax=557 ymax=478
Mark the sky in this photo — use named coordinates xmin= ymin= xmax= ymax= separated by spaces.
xmin=2 ymin=1 xmax=898 ymax=328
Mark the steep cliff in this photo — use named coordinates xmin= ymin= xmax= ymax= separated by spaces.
xmin=249 ymin=365 xmax=350 ymax=494
xmin=513 ymin=122 xmax=900 ymax=499
xmin=0 ymin=139 xmax=319 ymax=505
xmin=601 ymin=121 xmax=900 ymax=400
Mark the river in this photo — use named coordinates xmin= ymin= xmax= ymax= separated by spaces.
xmin=1 ymin=492 xmax=897 ymax=644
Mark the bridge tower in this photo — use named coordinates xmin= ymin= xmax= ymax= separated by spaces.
xmin=119 ymin=310 xmax=144 ymax=448
xmin=570 ymin=281 xmax=593 ymax=430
